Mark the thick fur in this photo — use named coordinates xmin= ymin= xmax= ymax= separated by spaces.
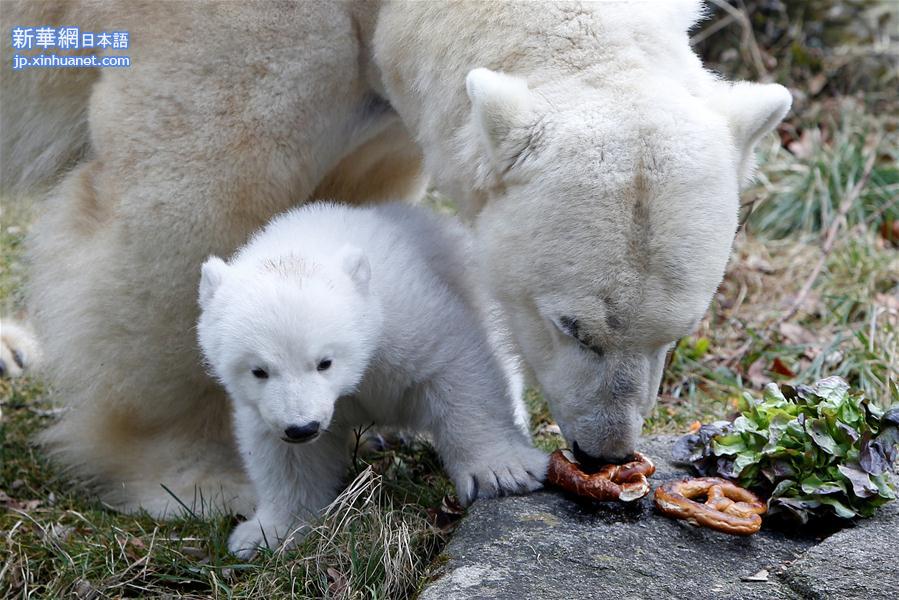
xmin=198 ymin=202 xmax=546 ymax=558
xmin=6 ymin=1 xmax=790 ymax=514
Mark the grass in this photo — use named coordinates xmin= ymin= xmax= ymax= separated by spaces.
xmin=3 ymin=2 xmax=898 ymax=597
xmin=644 ymin=99 xmax=898 ymax=434
xmin=1 ymin=373 xmax=453 ymax=598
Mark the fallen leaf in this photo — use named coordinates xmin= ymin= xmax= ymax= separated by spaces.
xmin=875 ymin=293 xmax=899 ymax=310
xmin=788 ymin=129 xmax=816 ymax=159
xmin=808 ymin=73 xmax=828 ymax=95
xmin=428 ymin=495 xmax=465 ymax=531
xmin=744 ymin=255 xmax=775 ymax=274
xmin=741 ymin=569 xmax=769 ymax=582
xmin=771 ymin=357 xmax=796 ymax=378
xmin=778 ymin=322 xmax=817 ymax=345
xmin=181 ymin=546 xmax=208 ymax=560
xmin=327 ymin=567 xmax=348 ymax=596
xmin=7 ymin=498 xmax=42 ymax=511
xmin=536 ymin=422 xmax=561 ymax=436
xmin=688 ymin=421 xmax=702 ymax=433
xmin=72 ymin=579 xmax=95 ymax=599
xmin=879 ymin=219 xmax=899 ymax=247
xmin=747 ymin=358 xmax=771 ymax=388
xmin=45 ymin=523 xmax=75 ymax=544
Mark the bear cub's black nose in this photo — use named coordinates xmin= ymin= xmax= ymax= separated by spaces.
xmin=283 ymin=421 xmax=320 ymax=443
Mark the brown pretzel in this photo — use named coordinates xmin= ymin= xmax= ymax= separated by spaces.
xmin=653 ymin=477 xmax=767 ymax=535
xmin=547 ymin=449 xmax=656 ymax=502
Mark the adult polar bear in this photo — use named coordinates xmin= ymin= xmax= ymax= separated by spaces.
xmin=3 ymin=0 xmax=790 ymax=516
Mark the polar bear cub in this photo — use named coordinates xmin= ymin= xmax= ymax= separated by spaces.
xmin=197 ymin=202 xmax=547 ymax=558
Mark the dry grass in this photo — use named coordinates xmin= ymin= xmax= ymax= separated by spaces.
xmin=1 ymin=378 xmax=452 ymax=599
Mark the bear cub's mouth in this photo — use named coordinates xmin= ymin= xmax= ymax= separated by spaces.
xmin=281 ymin=433 xmax=320 ymax=444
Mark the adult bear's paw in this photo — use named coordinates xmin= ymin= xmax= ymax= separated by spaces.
xmin=0 ymin=319 xmax=41 ymax=378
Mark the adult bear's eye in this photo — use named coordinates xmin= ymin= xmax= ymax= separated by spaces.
xmin=555 ymin=316 xmax=603 ymax=358
xmin=251 ymin=367 xmax=268 ymax=379
xmin=317 ymin=359 xmax=332 ymax=372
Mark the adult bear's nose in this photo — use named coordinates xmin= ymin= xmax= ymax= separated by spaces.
xmin=572 ymin=440 xmax=634 ymax=473
xmin=283 ymin=421 xmax=320 ymax=443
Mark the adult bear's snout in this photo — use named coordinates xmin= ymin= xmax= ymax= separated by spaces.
xmin=571 ymin=440 xmax=635 ymax=472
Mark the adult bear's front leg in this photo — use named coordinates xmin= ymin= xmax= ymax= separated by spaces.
xmin=26 ymin=1 xmax=387 ymax=517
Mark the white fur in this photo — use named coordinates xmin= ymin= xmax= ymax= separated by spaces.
xmin=373 ymin=0 xmax=790 ymax=461
xmin=197 ymin=202 xmax=547 ymax=558
xmin=9 ymin=0 xmax=790 ymax=512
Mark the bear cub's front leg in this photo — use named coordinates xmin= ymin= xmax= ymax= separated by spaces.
xmin=228 ymin=406 xmax=350 ymax=559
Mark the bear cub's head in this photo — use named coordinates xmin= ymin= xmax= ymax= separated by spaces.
xmin=197 ymin=245 xmax=381 ymax=444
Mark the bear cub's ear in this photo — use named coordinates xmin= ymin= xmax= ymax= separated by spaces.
xmin=199 ymin=256 xmax=229 ymax=309
xmin=338 ymin=245 xmax=371 ymax=294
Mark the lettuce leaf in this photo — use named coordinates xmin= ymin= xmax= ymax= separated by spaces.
xmin=673 ymin=377 xmax=899 ymax=522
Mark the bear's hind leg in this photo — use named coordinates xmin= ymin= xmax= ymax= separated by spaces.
xmin=25 ymin=1 xmax=388 ymax=517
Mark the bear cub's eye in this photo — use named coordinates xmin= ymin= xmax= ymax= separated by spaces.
xmin=251 ymin=367 xmax=268 ymax=379
xmin=317 ymin=359 xmax=332 ymax=372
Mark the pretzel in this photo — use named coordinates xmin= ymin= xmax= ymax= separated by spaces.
xmin=653 ymin=477 xmax=767 ymax=535
xmin=547 ymin=449 xmax=655 ymax=501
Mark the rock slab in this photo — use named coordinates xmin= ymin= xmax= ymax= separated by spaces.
xmin=421 ymin=435 xmax=898 ymax=600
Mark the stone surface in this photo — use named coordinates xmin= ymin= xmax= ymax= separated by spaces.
xmin=781 ymin=501 xmax=899 ymax=600
xmin=421 ymin=435 xmax=897 ymax=600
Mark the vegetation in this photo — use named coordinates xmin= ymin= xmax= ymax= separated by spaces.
xmin=673 ymin=377 xmax=899 ymax=522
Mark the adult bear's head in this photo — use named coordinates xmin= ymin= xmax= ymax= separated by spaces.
xmin=463 ymin=67 xmax=790 ymax=465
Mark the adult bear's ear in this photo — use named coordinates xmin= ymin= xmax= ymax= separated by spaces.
xmin=465 ymin=68 xmax=535 ymax=174
xmin=339 ymin=245 xmax=371 ymax=294
xmin=715 ymin=81 xmax=792 ymax=185
xmin=199 ymin=256 xmax=229 ymax=309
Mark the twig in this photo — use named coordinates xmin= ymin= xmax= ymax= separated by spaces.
xmin=690 ymin=12 xmax=737 ymax=46
xmin=724 ymin=137 xmax=880 ymax=366
xmin=351 ymin=421 xmax=377 ymax=469
xmin=774 ymin=139 xmax=879 ymax=326
xmin=863 ymin=194 xmax=898 ymax=227
xmin=706 ymin=0 xmax=768 ymax=79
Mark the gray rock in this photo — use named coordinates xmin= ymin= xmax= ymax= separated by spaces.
xmin=781 ymin=501 xmax=899 ymax=600
xmin=421 ymin=435 xmax=897 ymax=600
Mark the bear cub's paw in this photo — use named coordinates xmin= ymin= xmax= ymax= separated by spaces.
xmin=228 ymin=514 xmax=302 ymax=559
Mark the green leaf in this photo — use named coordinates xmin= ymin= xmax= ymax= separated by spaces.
xmin=800 ymin=473 xmax=847 ymax=495
xmin=871 ymin=474 xmax=897 ymax=500
xmin=733 ymin=452 xmax=761 ymax=478
xmin=806 ymin=417 xmax=843 ymax=456
xmin=711 ymin=433 xmax=746 ymax=456
xmin=672 ymin=376 xmax=899 ymax=523
xmin=818 ymin=497 xmax=858 ymax=519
